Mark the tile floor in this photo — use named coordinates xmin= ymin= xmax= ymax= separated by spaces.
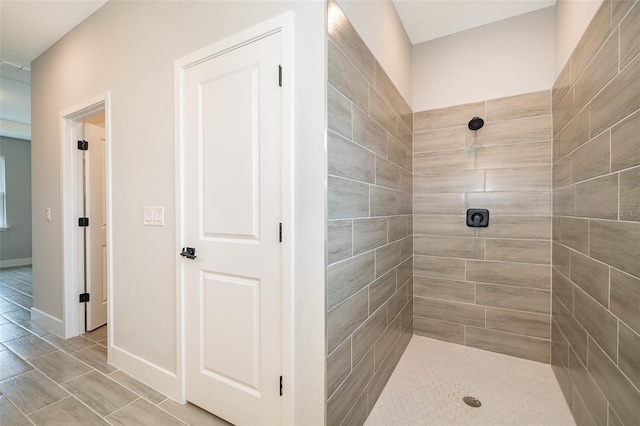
xmin=0 ymin=266 xmax=230 ymax=426
xmin=365 ymin=335 xmax=576 ymax=426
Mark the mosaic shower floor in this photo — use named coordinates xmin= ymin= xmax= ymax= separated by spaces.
xmin=365 ymin=335 xmax=575 ymax=426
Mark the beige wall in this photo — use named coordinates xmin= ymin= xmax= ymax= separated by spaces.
xmin=412 ymin=91 xmax=553 ymax=363
xmin=335 ymin=0 xmax=412 ymax=105
xmin=0 ymin=136 xmax=32 ymax=264
xmin=327 ymin=1 xmax=413 ymax=424
xmin=31 ymin=1 xmax=326 ymax=421
xmin=412 ymin=7 xmax=555 ymax=112
xmin=551 ymin=1 xmax=640 ymax=424
xmin=554 ymin=0 xmax=603 ymax=78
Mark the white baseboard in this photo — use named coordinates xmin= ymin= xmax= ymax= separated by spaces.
xmin=109 ymin=345 xmax=180 ymax=401
xmin=30 ymin=308 xmax=64 ymax=337
xmin=0 ymin=258 xmax=32 ymax=268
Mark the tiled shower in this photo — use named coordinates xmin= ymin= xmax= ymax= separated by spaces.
xmin=326 ymin=0 xmax=640 ymax=425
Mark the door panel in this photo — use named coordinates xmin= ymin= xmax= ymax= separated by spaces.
xmin=183 ymin=32 xmax=283 ymax=425
xmin=85 ymin=123 xmax=107 ymax=331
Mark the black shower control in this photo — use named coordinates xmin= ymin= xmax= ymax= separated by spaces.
xmin=467 ymin=209 xmax=489 ymax=227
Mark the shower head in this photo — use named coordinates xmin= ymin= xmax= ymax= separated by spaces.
xmin=468 ymin=116 xmax=484 ymax=131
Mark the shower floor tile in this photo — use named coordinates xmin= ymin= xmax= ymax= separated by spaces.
xmin=365 ymin=335 xmax=575 ymax=426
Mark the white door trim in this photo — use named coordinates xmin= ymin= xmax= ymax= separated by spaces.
xmin=174 ymin=12 xmax=294 ymax=422
xmin=59 ymin=92 xmax=112 ymax=339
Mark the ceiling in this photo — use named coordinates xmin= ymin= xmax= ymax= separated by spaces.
xmin=392 ymin=0 xmax=557 ymax=45
xmin=0 ymin=0 xmax=557 ymax=139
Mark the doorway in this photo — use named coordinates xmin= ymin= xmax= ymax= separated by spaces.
xmin=175 ymin=13 xmax=294 ymax=425
xmin=60 ymin=93 xmax=112 ymax=339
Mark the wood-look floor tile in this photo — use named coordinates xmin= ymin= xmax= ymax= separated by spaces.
xmin=106 ymin=398 xmax=184 ymax=426
xmin=71 ymin=344 xmax=117 ymax=374
xmin=159 ymin=400 xmax=232 ymax=425
xmin=0 ymin=369 xmax=68 ymax=414
xmin=43 ymin=334 xmax=95 ymax=353
xmin=0 ymin=394 xmax=31 ymax=426
xmin=109 ymin=370 xmax=167 ymax=404
xmin=0 ymin=323 xmax=30 ymax=343
xmin=62 ymin=371 xmax=138 ymax=417
xmin=30 ymin=350 xmax=92 ymax=384
xmin=3 ymin=334 xmax=57 ymax=360
xmin=0 ymin=348 xmax=32 ymax=381
xmin=29 ymin=396 xmax=109 ymax=426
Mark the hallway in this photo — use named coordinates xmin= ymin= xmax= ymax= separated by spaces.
xmin=0 ymin=267 xmax=230 ymax=425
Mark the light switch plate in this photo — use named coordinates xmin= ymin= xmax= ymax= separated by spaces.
xmin=144 ymin=206 xmax=164 ymax=226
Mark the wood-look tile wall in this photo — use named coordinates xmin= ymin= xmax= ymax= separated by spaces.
xmin=326 ymin=1 xmax=413 ymax=425
xmin=551 ymin=1 xmax=640 ymax=425
xmin=412 ymin=91 xmax=553 ymax=364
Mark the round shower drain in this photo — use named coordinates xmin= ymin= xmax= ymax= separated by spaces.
xmin=463 ymin=396 xmax=482 ymax=408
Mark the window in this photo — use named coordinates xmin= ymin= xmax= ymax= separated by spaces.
xmin=0 ymin=156 xmax=6 ymax=229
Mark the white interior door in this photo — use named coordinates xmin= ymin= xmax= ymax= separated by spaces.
xmin=182 ymin=32 xmax=283 ymax=425
xmin=85 ymin=122 xmax=108 ymax=331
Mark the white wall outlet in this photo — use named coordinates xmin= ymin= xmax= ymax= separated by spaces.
xmin=143 ymin=206 xmax=164 ymax=226
xmin=46 ymin=208 xmax=52 ymax=222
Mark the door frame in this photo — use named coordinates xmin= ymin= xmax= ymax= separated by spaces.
xmin=174 ymin=12 xmax=294 ymax=422
xmin=59 ymin=92 xmax=113 ymax=338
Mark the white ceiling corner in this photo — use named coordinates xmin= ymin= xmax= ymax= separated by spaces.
xmin=392 ymin=0 xmax=557 ymax=45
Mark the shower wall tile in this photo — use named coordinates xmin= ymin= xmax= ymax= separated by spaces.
xmin=573 ymin=31 xmax=618 ymax=112
xmin=552 ymin=2 xmax=640 ymax=424
xmin=620 ymin=1 xmax=640 ymax=68
xmin=612 ymin=109 xmax=640 ymax=172
xmin=555 ymin=106 xmax=590 ymax=160
xmin=484 ymin=239 xmax=550 ymax=264
xmin=475 ymin=284 xmax=550 ymax=314
xmin=477 ymin=215 xmax=550 ymax=239
xmin=414 ymin=102 xmax=484 ymax=132
xmin=568 ymin=348 xmax=608 ymax=426
xmin=610 ymin=268 xmax=640 ymax=334
xmin=414 ymin=236 xmax=483 ymax=259
xmin=573 ymin=287 xmax=617 ymax=360
xmin=413 ymin=276 xmax=475 ymax=303
xmin=466 ymin=191 xmax=551 ymax=216
xmin=552 ymin=61 xmax=571 ymax=113
xmin=413 ymin=127 xmax=467 ymax=153
xmin=485 ymin=167 xmax=550 ymax=192
xmin=485 ymin=308 xmax=550 ymax=339
xmin=475 ymin=140 xmax=551 ymax=170
xmin=414 ymin=255 xmax=465 ymax=281
xmin=588 ymin=337 xmax=640 ymax=426
xmin=413 ymin=316 xmax=465 ymax=344
xmin=569 ymin=131 xmax=610 ymax=184
xmin=327 ymin=220 xmax=352 ymax=264
xmin=414 ymin=297 xmax=485 ymax=327
xmin=466 ymin=260 xmax=550 ymax=289
xmin=328 ymin=84 xmax=351 ymax=138
xmin=474 ymin=115 xmax=552 ymax=146
xmin=485 ymin=90 xmax=550 ymax=122
xmin=559 ymin=217 xmax=588 ymax=254
xmin=414 ymin=170 xmax=484 ymax=193
xmin=569 ymin=251 xmax=609 ymax=307
xmin=414 ymin=214 xmax=475 ymax=237
xmin=328 ymin=40 xmax=369 ymax=113
xmin=413 ymin=90 xmax=553 ymax=363
xmin=619 ymin=166 xmax=640 ymax=222
xmin=465 ymin=327 xmax=550 ymax=363
xmin=590 ymin=51 xmax=640 ymax=137
xmin=570 ymin=0 xmax=612 ymax=84
xmin=326 ymin=2 xmax=413 ymax=424
xmin=617 ymin=322 xmax=640 ymax=391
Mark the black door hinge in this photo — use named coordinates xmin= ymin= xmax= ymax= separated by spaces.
xmin=279 ymin=223 xmax=282 ymax=243
xmin=279 ymin=375 xmax=283 ymax=396
xmin=278 ymin=65 xmax=282 ymax=87
xmin=77 ymin=140 xmax=89 ymax=150
xmin=79 ymin=293 xmax=90 ymax=303
xmin=78 ymin=217 xmax=89 ymax=227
